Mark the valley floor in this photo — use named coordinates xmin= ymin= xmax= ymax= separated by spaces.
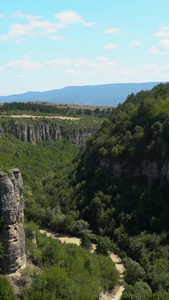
xmin=39 ymin=228 xmax=125 ymax=300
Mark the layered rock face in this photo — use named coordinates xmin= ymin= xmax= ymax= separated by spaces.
xmin=100 ymin=158 xmax=169 ymax=187
xmin=0 ymin=121 xmax=96 ymax=145
xmin=0 ymin=168 xmax=26 ymax=274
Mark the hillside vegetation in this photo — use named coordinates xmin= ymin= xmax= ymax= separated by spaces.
xmin=73 ymin=83 xmax=169 ymax=299
xmin=0 ymin=101 xmax=112 ymax=118
xmin=21 ymin=223 xmax=119 ymax=300
xmin=75 ymin=83 xmax=169 ymax=232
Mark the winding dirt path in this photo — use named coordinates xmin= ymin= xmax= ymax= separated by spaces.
xmin=40 ymin=229 xmax=125 ymax=300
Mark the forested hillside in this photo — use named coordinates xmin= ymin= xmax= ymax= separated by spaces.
xmin=74 ymin=83 xmax=169 ymax=233
xmin=73 ymin=83 xmax=169 ymax=299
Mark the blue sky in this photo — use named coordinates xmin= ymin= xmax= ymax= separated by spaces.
xmin=0 ymin=0 xmax=169 ymax=95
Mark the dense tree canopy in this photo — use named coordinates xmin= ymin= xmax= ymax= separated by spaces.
xmin=72 ymin=83 xmax=169 ymax=298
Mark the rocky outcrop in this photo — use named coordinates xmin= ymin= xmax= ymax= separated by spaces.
xmin=0 ymin=168 xmax=26 ymax=274
xmin=0 ymin=120 xmax=96 ymax=145
xmin=100 ymin=158 xmax=169 ymax=187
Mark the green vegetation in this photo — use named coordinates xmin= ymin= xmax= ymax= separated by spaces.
xmin=0 ymin=135 xmax=79 ymax=229
xmin=1 ymin=83 xmax=169 ymax=298
xmin=0 ymin=101 xmax=112 ymax=118
xmin=22 ymin=223 xmax=119 ymax=299
xmin=72 ymin=83 xmax=169 ymax=298
xmin=0 ymin=116 xmax=119 ymax=298
xmin=0 ymin=276 xmax=16 ymax=300
xmin=80 ymin=232 xmax=92 ymax=250
xmin=121 ymin=282 xmax=152 ymax=300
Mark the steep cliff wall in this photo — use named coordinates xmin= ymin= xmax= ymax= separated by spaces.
xmin=0 ymin=119 xmax=97 ymax=145
xmin=100 ymin=158 xmax=169 ymax=187
xmin=0 ymin=168 xmax=26 ymax=274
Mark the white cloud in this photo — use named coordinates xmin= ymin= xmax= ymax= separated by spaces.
xmin=83 ymin=22 xmax=97 ymax=27
xmin=0 ymin=14 xmax=4 ymax=18
xmin=0 ymin=66 xmax=4 ymax=71
xmin=0 ymin=35 xmax=8 ymax=41
xmin=46 ymin=58 xmax=71 ymax=69
xmin=50 ymin=35 xmax=64 ymax=40
xmin=118 ymin=63 xmax=169 ymax=83
xmin=104 ymin=28 xmax=120 ymax=34
xmin=23 ymin=54 xmax=30 ymax=60
xmin=3 ymin=23 xmax=32 ymax=39
xmin=29 ymin=20 xmax=57 ymax=28
xmin=11 ymin=11 xmax=24 ymax=18
xmin=159 ymin=39 xmax=169 ymax=51
xmin=11 ymin=11 xmax=42 ymax=21
xmin=149 ymin=39 xmax=169 ymax=53
xmin=42 ymin=27 xmax=58 ymax=34
xmin=104 ymin=43 xmax=117 ymax=50
xmin=148 ymin=45 xmax=159 ymax=53
xmin=129 ymin=40 xmax=141 ymax=47
xmin=54 ymin=10 xmax=84 ymax=24
xmin=122 ymin=63 xmax=169 ymax=76
xmin=154 ymin=26 xmax=169 ymax=38
xmin=7 ymin=60 xmax=44 ymax=71
xmin=53 ymin=51 xmax=62 ymax=55
xmin=1 ymin=10 xmax=96 ymax=42
xmin=15 ymin=74 xmax=25 ymax=79
xmin=0 ymin=19 xmax=61 ymax=41
xmin=142 ymin=63 xmax=162 ymax=73
xmin=74 ymin=58 xmax=95 ymax=68
xmin=62 ymin=57 xmax=117 ymax=78
xmin=46 ymin=57 xmax=116 ymax=72
xmin=54 ymin=10 xmax=96 ymax=28
xmin=41 ymin=52 xmax=48 ymax=56
xmin=25 ymin=15 xmax=42 ymax=20
xmin=66 ymin=69 xmax=85 ymax=75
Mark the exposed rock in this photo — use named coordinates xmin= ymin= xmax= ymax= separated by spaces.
xmin=100 ymin=157 xmax=169 ymax=187
xmin=0 ymin=120 xmax=96 ymax=145
xmin=0 ymin=168 xmax=26 ymax=274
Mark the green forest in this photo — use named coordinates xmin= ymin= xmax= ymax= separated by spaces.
xmin=0 ymin=101 xmax=112 ymax=118
xmin=1 ymin=83 xmax=169 ymax=299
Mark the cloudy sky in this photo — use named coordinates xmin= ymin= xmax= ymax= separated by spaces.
xmin=0 ymin=0 xmax=169 ymax=95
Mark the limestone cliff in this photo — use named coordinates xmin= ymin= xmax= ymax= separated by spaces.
xmin=100 ymin=158 xmax=169 ymax=187
xmin=0 ymin=168 xmax=26 ymax=274
xmin=0 ymin=119 xmax=97 ymax=145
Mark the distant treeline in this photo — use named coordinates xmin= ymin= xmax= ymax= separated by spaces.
xmin=0 ymin=102 xmax=112 ymax=118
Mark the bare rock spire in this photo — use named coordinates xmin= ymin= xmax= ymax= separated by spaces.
xmin=0 ymin=168 xmax=26 ymax=274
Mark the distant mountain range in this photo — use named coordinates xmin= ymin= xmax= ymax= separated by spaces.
xmin=0 ymin=82 xmax=165 ymax=106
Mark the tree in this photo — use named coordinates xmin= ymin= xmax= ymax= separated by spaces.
xmin=61 ymin=215 xmax=76 ymax=234
xmin=145 ymin=291 xmax=169 ymax=299
xmin=121 ymin=282 xmax=152 ymax=300
xmin=80 ymin=233 xmax=92 ymax=250
xmin=95 ymin=236 xmax=112 ymax=256
xmin=0 ymin=276 xmax=16 ymax=300
xmin=123 ymin=258 xmax=145 ymax=285
xmin=76 ymin=220 xmax=89 ymax=235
